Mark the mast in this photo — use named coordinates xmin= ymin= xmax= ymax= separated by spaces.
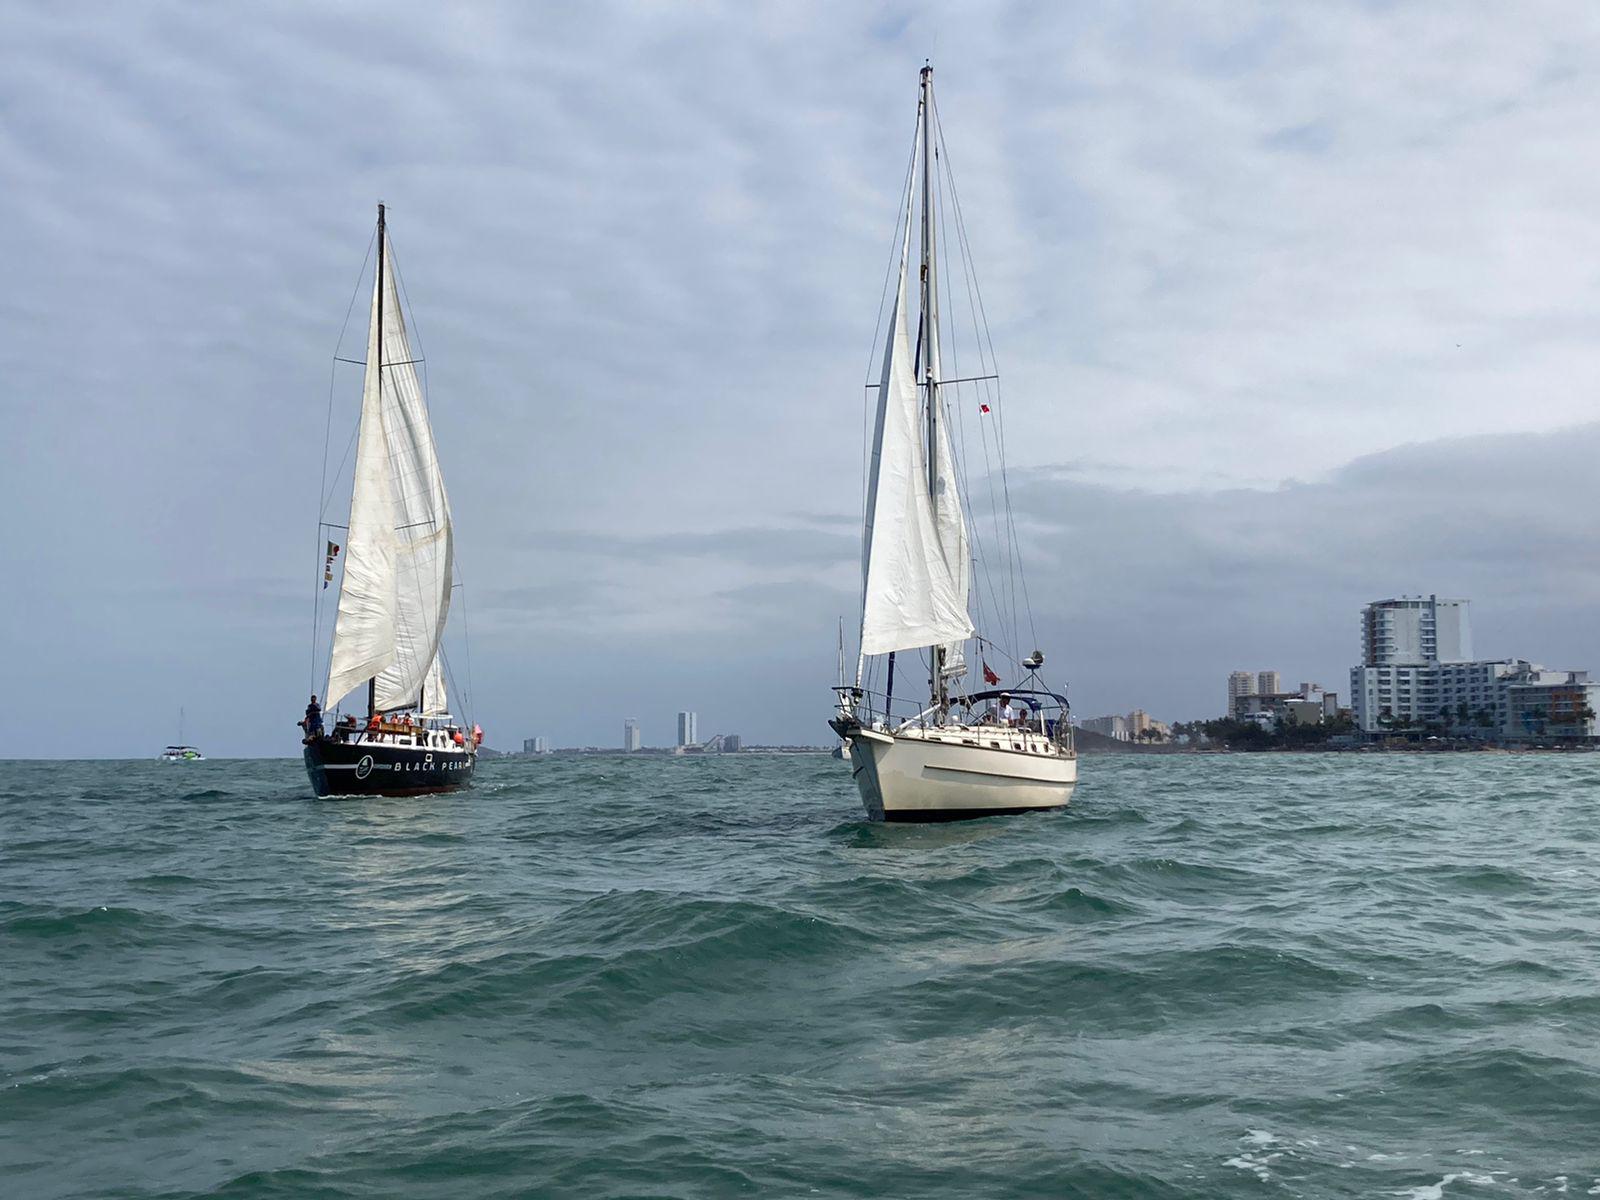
xmin=919 ymin=63 xmax=947 ymax=712
xmin=368 ymin=202 xmax=385 ymax=722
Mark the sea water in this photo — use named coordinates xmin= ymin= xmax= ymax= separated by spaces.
xmin=3 ymin=753 xmax=1599 ymax=1198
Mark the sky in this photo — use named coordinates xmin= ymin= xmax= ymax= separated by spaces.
xmin=3 ymin=1 xmax=1600 ymax=756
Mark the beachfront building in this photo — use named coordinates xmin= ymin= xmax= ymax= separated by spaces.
xmin=1503 ymin=668 xmax=1600 ymax=741
xmin=1349 ymin=597 xmax=1596 ymax=740
xmin=1081 ymin=714 xmax=1130 ymax=741
xmin=1232 ymin=681 xmax=1339 ymax=726
xmin=624 ymin=719 xmax=642 ymax=752
xmin=676 ymin=711 xmax=698 ymax=747
xmin=1227 ymin=671 xmax=1257 ymax=715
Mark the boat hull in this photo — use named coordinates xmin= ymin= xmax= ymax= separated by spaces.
xmin=303 ymin=736 xmax=475 ymax=798
xmin=845 ymin=727 xmax=1075 ymax=822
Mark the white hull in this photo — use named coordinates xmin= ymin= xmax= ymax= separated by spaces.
xmin=845 ymin=726 xmax=1076 ymax=821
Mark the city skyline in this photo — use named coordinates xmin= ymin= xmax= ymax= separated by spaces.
xmin=6 ymin=4 xmax=1600 ymax=756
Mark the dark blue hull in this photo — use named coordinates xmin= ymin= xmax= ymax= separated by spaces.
xmin=303 ymin=737 xmax=475 ymax=798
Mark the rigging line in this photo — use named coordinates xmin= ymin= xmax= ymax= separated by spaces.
xmin=936 ymin=186 xmax=1006 ymax=666
xmin=387 ymin=226 xmax=434 ymax=421
xmin=935 ymin=106 xmax=1023 ymax=654
xmin=455 ymin=570 xmax=476 ymax=726
xmin=933 ymin=113 xmax=1010 ymax=659
xmin=935 ymin=101 xmax=1037 ymax=650
xmin=312 ymin=226 xmax=378 ymax=694
xmin=931 ymin=157 xmax=980 ymax=670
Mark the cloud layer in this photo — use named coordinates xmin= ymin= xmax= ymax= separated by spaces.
xmin=3 ymin=2 xmax=1598 ymax=753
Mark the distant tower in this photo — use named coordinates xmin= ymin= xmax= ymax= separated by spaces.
xmin=676 ymin=711 xmax=698 ymax=747
xmin=1227 ymin=671 xmax=1257 ymax=716
xmin=1257 ymin=670 xmax=1282 ymax=696
xmin=623 ymin=719 xmax=641 ymax=752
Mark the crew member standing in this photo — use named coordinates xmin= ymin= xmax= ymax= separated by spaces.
xmin=302 ymin=695 xmax=323 ymax=742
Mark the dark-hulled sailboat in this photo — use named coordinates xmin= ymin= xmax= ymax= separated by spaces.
xmin=303 ymin=205 xmax=478 ymax=797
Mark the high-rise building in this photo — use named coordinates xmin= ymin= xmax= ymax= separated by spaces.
xmin=1257 ymin=670 xmax=1281 ymax=696
xmin=676 ymin=711 xmax=698 ymax=747
xmin=1227 ymin=671 xmax=1257 ymax=715
xmin=623 ymin=719 xmax=641 ymax=752
xmin=722 ymin=734 xmax=742 ymax=753
xmin=523 ymin=737 xmax=548 ymax=754
xmin=1361 ymin=596 xmax=1471 ymax=667
xmin=1349 ymin=595 xmax=1596 ymax=739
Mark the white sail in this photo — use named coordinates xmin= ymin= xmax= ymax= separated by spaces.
xmin=326 ymin=229 xmax=454 ymax=712
xmin=420 ymin=652 xmax=448 ymax=716
xmin=859 ymin=215 xmax=973 ymax=659
xmin=370 ymin=241 xmax=454 ymax=712
xmin=325 ymin=246 xmax=400 ymax=708
xmin=932 ymin=408 xmax=970 ymax=677
xmin=920 ymin=200 xmax=970 ymax=679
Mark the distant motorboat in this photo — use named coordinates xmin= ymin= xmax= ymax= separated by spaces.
xmin=830 ymin=65 xmax=1076 ymax=822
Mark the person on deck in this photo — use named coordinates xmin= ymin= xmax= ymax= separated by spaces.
xmin=995 ymin=693 xmax=1015 ymax=726
xmin=302 ymin=695 xmax=323 ymax=742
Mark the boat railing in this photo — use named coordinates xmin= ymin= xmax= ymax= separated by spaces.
xmin=836 ymin=685 xmax=1075 ymax=749
xmin=320 ymin=723 xmax=467 ymax=750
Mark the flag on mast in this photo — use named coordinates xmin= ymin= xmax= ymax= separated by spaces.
xmin=982 ymin=660 xmax=1000 ymax=686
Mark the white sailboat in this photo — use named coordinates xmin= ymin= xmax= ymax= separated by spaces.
xmin=831 ymin=65 xmax=1076 ymax=821
xmin=159 ymin=707 xmax=204 ymax=761
xmin=303 ymin=204 xmax=478 ymax=798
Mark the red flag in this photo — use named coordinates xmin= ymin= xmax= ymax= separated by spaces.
xmin=982 ymin=660 xmax=1000 ymax=686
xmin=980 ymin=403 xmax=991 ymax=414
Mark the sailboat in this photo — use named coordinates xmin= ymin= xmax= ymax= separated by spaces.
xmin=157 ymin=710 xmax=203 ymax=764
xmin=830 ymin=65 xmax=1077 ymax=821
xmin=303 ymin=205 xmax=478 ymax=798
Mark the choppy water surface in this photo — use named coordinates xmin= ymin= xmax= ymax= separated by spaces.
xmin=3 ymin=753 xmax=1600 ymax=1198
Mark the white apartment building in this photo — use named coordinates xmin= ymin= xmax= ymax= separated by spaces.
xmin=623 ymin=719 xmax=642 ymax=752
xmin=1227 ymin=671 xmax=1258 ymax=715
xmin=1257 ymin=670 xmax=1282 ymax=696
xmin=1080 ymin=714 xmax=1130 ymax=741
xmin=1350 ymin=596 xmax=1596 ymax=739
xmin=1361 ymin=595 xmax=1471 ymax=667
xmin=676 ymin=711 xmax=698 ymax=747
xmin=1351 ymin=659 xmax=1520 ymax=733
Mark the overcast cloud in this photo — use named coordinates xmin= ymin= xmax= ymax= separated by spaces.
xmin=3 ymin=1 xmax=1598 ymax=756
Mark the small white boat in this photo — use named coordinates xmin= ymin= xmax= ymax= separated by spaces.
xmin=159 ymin=709 xmax=204 ymax=761
xmin=831 ymin=64 xmax=1076 ymax=822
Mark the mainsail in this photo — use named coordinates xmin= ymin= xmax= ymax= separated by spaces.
xmin=858 ymin=212 xmax=973 ymax=659
xmin=326 ymin=223 xmax=454 ymax=712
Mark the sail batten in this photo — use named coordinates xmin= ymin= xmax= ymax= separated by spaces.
xmin=326 ymin=224 xmax=454 ymax=713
